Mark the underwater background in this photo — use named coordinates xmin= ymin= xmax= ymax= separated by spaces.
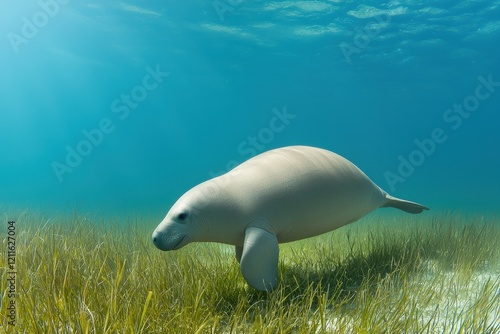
xmin=1 ymin=0 xmax=499 ymax=219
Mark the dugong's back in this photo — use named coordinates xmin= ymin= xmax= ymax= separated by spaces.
xmin=228 ymin=146 xmax=388 ymax=243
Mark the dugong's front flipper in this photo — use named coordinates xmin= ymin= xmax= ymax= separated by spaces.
xmin=240 ymin=227 xmax=279 ymax=291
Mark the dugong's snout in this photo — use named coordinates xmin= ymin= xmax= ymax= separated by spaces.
xmin=152 ymin=229 xmax=188 ymax=251
xmin=151 ymin=230 xmax=163 ymax=249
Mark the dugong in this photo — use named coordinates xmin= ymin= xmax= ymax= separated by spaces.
xmin=152 ymin=146 xmax=428 ymax=291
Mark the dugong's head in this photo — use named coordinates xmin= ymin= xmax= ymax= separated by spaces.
xmin=152 ymin=204 xmax=194 ymax=251
xmin=152 ymin=179 xmax=235 ymax=251
xmin=151 ymin=192 xmax=203 ymax=251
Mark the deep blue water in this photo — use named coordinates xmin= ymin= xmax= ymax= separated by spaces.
xmin=1 ymin=1 xmax=499 ymax=218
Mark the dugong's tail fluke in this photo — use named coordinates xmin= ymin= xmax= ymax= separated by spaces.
xmin=382 ymin=195 xmax=429 ymax=214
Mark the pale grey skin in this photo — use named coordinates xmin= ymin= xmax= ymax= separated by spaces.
xmin=152 ymin=146 xmax=428 ymax=291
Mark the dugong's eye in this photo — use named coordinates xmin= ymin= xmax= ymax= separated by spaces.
xmin=176 ymin=212 xmax=189 ymax=223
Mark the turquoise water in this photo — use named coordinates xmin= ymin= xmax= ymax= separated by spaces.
xmin=1 ymin=1 xmax=499 ymax=217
